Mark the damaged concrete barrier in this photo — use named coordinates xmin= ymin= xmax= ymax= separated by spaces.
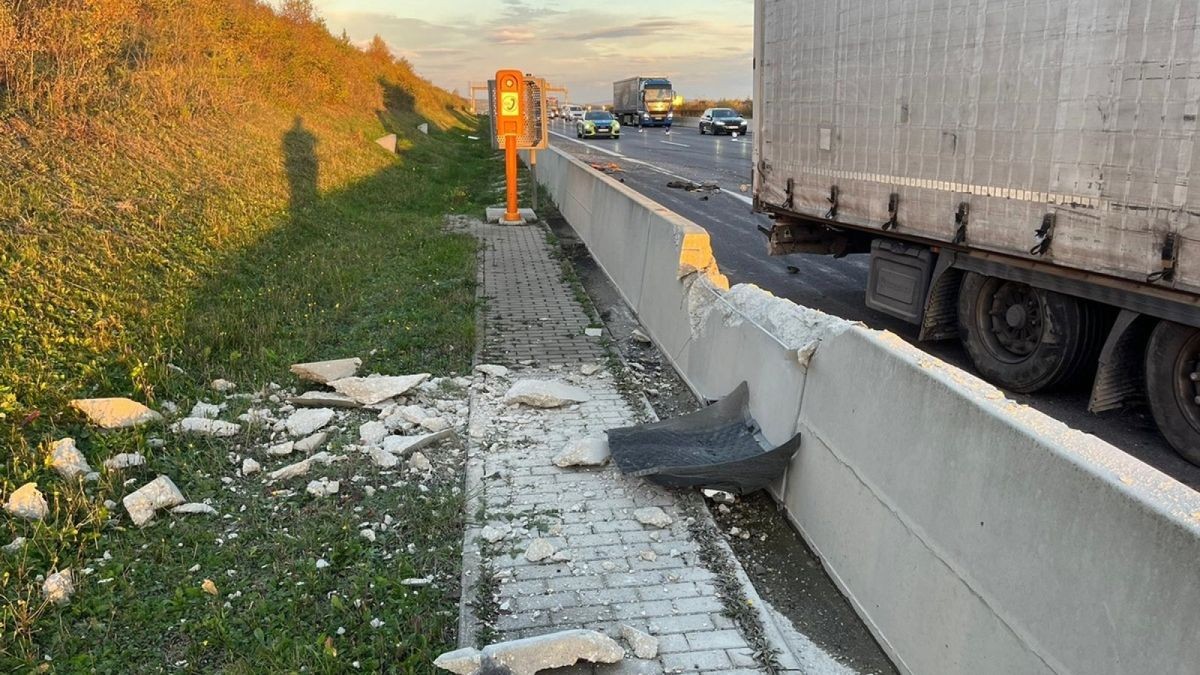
xmin=434 ymin=629 xmax=623 ymax=675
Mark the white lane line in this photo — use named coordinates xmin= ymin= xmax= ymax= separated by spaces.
xmin=722 ymin=189 xmax=754 ymax=205
xmin=549 ymin=130 xmax=625 ymax=158
xmin=660 ymin=140 xmax=691 ymax=148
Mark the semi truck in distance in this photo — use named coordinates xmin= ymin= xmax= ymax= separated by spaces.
xmin=752 ymin=0 xmax=1200 ymax=463
xmin=613 ymin=77 xmax=675 ymax=127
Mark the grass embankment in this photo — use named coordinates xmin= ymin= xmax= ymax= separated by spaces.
xmin=1 ymin=1 xmax=499 ymax=669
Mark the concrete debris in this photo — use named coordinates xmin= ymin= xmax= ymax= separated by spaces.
xmin=639 ymin=549 xmax=657 ymax=561
xmin=503 ymin=380 xmax=591 ymax=408
xmin=633 ymin=507 xmax=673 ymax=528
xmin=360 ymin=528 xmax=376 ymax=542
xmin=480 ymin=523 xmax=512 ymax=543
xmin=4 ymin=483 xmax=49 ymax=521
xmin=630 ymin=329 xmax=652 ymax=344
xmin=103 ymin=452 xmax=147 ymax=471
xmin=524 ymin=538 xmax=555 ymax=562
xmin=383 ymin=429 xmax=455 ymax=456
xmin=417 ymin=123 xmax=429 ymax=135
xmin=702 ymin=489 xmax=738 ymax=504
xmin=434 ymin=629 xmax=623 ymax=675
xmin=242 ymin=458 xmax=262 ymax=476
xmin=290 ymin=357 xmax=362 ymax=384
xmin=238 ymin=408 xmax=274 ymax=425
xmin=376 ymin=133 xmax=398 ymax=153
xmin=268 ymin=452 xmax=339 ymax=481
xmin=408 ymin=451 xmax=432 ymax=472
xmin=48 ymin=438 xmax=93 ymax=480
xmin=172 ymin=417 xmax=241 ymax=437
xmin=584 ymin=327 xmax=602 ymax=337
xmin=284 ymin=408 xmax=335 ymax=437
xmin=420 ymin=417 xmax=450 ymax=432
xmin=267 ymin=441 xmax=295 ymax=456
xmin=289 ymin=391 xmax=360 ymax=409
xmin=316 ymin=558 xmax=331 ymax=569
xmin=552 ymin=436 xmax=610 ymax=467
xmin=580 ymin=364 xmax=602 ymax=376
xmin=294 ymin=431 xmax=329 ymax=453
xmin=367 ymin=446 xmax=400 ymax=468
xmin=43 ymin=569 xmax=74 ymax=605
xmin=210 ymin=378 xmax=236 ymax=392
xmin=202 ymin=578 xmax=219 ymax=595
xmin=401 ymin=577 xmax=432 ymax=586
xmin=306 ymin=477 xmax=340 ymax=497
xmin=171 ymin=502 xmax=218 ymax=516
xmin=330 ymin=374 xmax=430 ymax=405
xmin=3 ymin=537 xmax=26 ymax=554
xmin=123 ymin=475 xmax=186 ymax=527
xmin=189 ymin=401 xmax=222 ymax=419
xmin=620 ymin=624 xmax=659 ymax=659
xmin=474 ymin=364 xmax=509 ymax=378
xmin=70 ymin=398 xmax=163 ymax=429
xmin=359 ymin=420 xmax=388 ymax=445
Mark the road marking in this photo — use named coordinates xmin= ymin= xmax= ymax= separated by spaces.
xmin=660 ymin=140 xmax=691 ymax=148
xmin=549 ymin=130 xmax=625 ymax=159
xmin=721 ymin=189 xmax=754 ymax=205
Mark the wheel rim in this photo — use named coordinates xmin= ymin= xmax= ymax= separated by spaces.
xmin=1170 ymin=330 xmax=1200 ymax=433
xmin=977 ymin=279 xmax=1043 ymax=363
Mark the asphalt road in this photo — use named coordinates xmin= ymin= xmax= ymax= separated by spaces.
xmin=547 ymin=118 xmax=1200 ymax=491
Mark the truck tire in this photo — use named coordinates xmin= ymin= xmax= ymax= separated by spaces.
xmin=1144 ymin=320 xmax=1200 ymax=464
xmin=957 ymin=272 xmax=1102 ymax=393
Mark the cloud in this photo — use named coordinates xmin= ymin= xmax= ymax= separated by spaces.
xmin=489 ymin=28 xmax=537 ymax=44
xmin=557 ymin=18 xmax=686 ymax=41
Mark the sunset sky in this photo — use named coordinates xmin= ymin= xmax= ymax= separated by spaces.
xmin=310 ymin=0 xmax=753 ymax=104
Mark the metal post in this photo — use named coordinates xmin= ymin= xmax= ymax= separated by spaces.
xmin=504 ymin=134 xmax=519 ymax=223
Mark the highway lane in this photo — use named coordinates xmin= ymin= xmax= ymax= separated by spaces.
xmin=546 ymin=118 xmax=1200 ymax=489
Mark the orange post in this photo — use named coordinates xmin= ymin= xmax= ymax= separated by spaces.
xmin=504 ymin=134 xmax=519 ymax=222
xmin=495 ymin=69 xmax=525 ymax=223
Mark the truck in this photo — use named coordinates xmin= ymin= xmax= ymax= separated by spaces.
xmin=612 ymin=77 xmax=675 ymax=127
xmin=547 ymin=96 xmax=560 ymax=119
xmin=752 ymin=0 xmax=1200 ymax=463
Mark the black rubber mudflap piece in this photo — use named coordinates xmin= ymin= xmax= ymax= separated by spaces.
xmin=606 ymin=382 xmax=801 ymax=494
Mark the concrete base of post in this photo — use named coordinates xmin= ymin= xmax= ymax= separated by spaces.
xmin=485 ymin=207 xmax=538 ymax=224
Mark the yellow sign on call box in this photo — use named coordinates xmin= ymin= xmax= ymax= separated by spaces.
xmin=500 ymin=92 xmax=519 ymax=116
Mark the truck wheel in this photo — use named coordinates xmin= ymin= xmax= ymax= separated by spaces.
xmin=957 ymin=272 xmax=1101 ymax=393
xmin=1144 ymin=320 xmax=1200 ymax=464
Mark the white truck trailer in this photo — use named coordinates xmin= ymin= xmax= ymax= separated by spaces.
xmin=753 ymin=0 xmax=1200 ymax=461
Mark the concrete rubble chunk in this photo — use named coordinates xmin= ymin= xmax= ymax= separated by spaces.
xmin=43 ymin=569 xmax=74 ymax=605
xmin=49 ymin=438 xmax=93 ymax=480
xmin=171 ymin=502 xmax=218 ymax=516
xmin=285 ymin=408 xmax=335 ymax=436
xmin=290 ymin=357 xmax=362 ymax=384
xmin=189 ymin=402 xmax=222 ymax=419
xmin=383 ymin=429 xmax=455 ymax=457
xmin=306 ymin=477 xmax=340 ymax=497
xmin=408 ymin=451 xmax=432 ymax=472
xmin=620 ymin=624 xmax=659 ymax=659
xmin=634 ymin=507 xmax=673 ymax=528
xmin=631 ymin=328 xmax=652 ymax=344
xmin=104 ymin=452 xmax=146 ymax=470
xmin=360 ymin=420 xmax=388 ymax=445
xmin=71 ymin=398 xmax=163 ymax=429
xmin=580 ymin=364 xmax=602 ymax=376
xmin=503 ymin=380 xmax=592 ymax=408
xmin=123 ymin=475 xmax=186 ymax=527
xmin=553 ymin=437 xmax=610 ymax=467
xmin=3 ymin=537 xmax=27 ymax=554
xmin=289 ymin=391 xmax=361 ymax=409
xmin=5 ymin=482 xmax=49 ymax=521
xmin=267 ymin=441 xmax=295 ymax=456
xmin=524 ymin=538 xmax=555 ymax=562
xmin=268 ymin=451 xmax=340 ymax=481
xmin=434 ymin=629 xmax=623 ymax=675
xmin=330 ymin=374 xmax=430 ymax=405
xmin=480 ymin=523 xmax=512 ymax=543
xmin=702 ymin=488 xmax=737 ymax=504
xmin=172 ymin=417 xmax=241 ymax=437
xmin=367 ymin=446 xmax=400 ymax=468
xmin=474 ymin=364 xmax=509 ymax=378
xmin=420 ymin=417 xmax=450 ymax=432
xmin=294 ymin=431 xmax=329 ymax=453
xmin=210 ymin=378 xmax=236 ymax=392
xmin=376 ymin=133 xmax=398 ymax=153
xmin=242 ymin=458 xmax=261 ymax=476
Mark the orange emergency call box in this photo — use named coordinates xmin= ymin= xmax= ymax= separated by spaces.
xmin=495 ymin=69 xmax=524 ymax=139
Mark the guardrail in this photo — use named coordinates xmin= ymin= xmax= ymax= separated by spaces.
xmin=527 ymin=145 xmax=1200 ymax=674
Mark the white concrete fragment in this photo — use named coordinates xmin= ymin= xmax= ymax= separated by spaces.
xmin=306 ymin=477 xmax=340 ymax=497
xmin=242 ymin=458 xmax=262 ymax=476
xmin=294 ymin=431 xmax=329 ymax=453
xmin=480 ymin=523 xmax=512 ymax=543
xmin=103 ymin=452 xmax=146 ymax=470
xmin=585 ymin=327 xmax=602 ymax=337
xmin=631 ymin=328 xmax=652 ymax=344
xmin=580 ymin=364 xmax=602 ymax=376
xmin=359 ymin=420 xmax=388 ymax=445
xmin=123 ymin=475 xmax=186 ymax=526
xmin=266 ymin=441 xmax=295 ymax=456
xmin=503 ymin=380 xmax=591 ymax=408
xmin=171 ymin=502 xmax=217 ymax=516
xmin=43 ymin=569 xmax=74 ymax=605
xmin=189 ymin=402 xmax=222 ymax=419
xmin=330 ymin=374 xmax=430 ymax=405
xmin=48 ymin=438 xmax=92 ymax=480
xmin=289 ymin=391 xmax=360 ymax=409
xmin=210 ymin=378 xmax=236 ymax=392
xmin=285 ymin=408 xmax=335 ymax=436
xmin=525 ymin=538 xmax=555 ymax=562
xmin=71 ymin=398 xmax=163 ymax=429
xmin=268 ymin=452 xmax=339 ymax=481
xmin=620 ymin=624 xmax=659 ymax=659
xmin=420 ymin=417 xmax=450 ymax=432
xmin=3 ymin=537 xmax=26 ymax=554
xmin=553 ymin=437 xmax=610 ymax=467
xmin=360 ymin=528 xmax=376 ymax=542
xmin=435 ymin=630 xmax=623 ymax=675
xmin=4 ymin=483 xmax=48 ymax=520
xmin=702 ymin=489 xmax=738 ymax=504
xmin=401 ymin=577 xmax=432 ymax=586
xmin=634 ymin=507 xmax=673 ymax=528
xmin=367 ymin=446 xmax=400 ymax=468
xmin=172 ymin=417 xmax=241 ymax=437
xmin=408 ymin=451 xmax=432 ymax=472
xmin=290 ymin=357 xmax=362 ymax=384
xmin=383 ymin=429 xmax=455 ymax=456
xmin=475 ymin=364 xmax=509 ymax=378
xmin=434 ymin=647 xmax=482 ymax=674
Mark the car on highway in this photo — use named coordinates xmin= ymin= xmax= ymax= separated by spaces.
xmin=576 ymin=111 xmax=620 ymax=139
xmin=562 ymin=104 xmax=585 ymax=121
xmin=698 ymin=108 xmax=748 ymax=135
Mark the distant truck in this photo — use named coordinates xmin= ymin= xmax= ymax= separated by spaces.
xmin=547 ymin=96 xmax=560 ymax=119
xmin=612 ymin=77 xmax=675 ymax=127
xmin=753 ymin=0 xmax=1200 ymax=462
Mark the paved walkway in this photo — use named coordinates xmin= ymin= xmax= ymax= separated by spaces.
xmin=459 ymin=222 xmax=800 ymax=674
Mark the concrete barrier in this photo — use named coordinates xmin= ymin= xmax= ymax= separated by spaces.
xmin=530 ymin=145 xmax=1200 ymax=674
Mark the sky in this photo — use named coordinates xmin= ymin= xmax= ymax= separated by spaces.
xmin=310 ymin=0 xmax=753 ymax=104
